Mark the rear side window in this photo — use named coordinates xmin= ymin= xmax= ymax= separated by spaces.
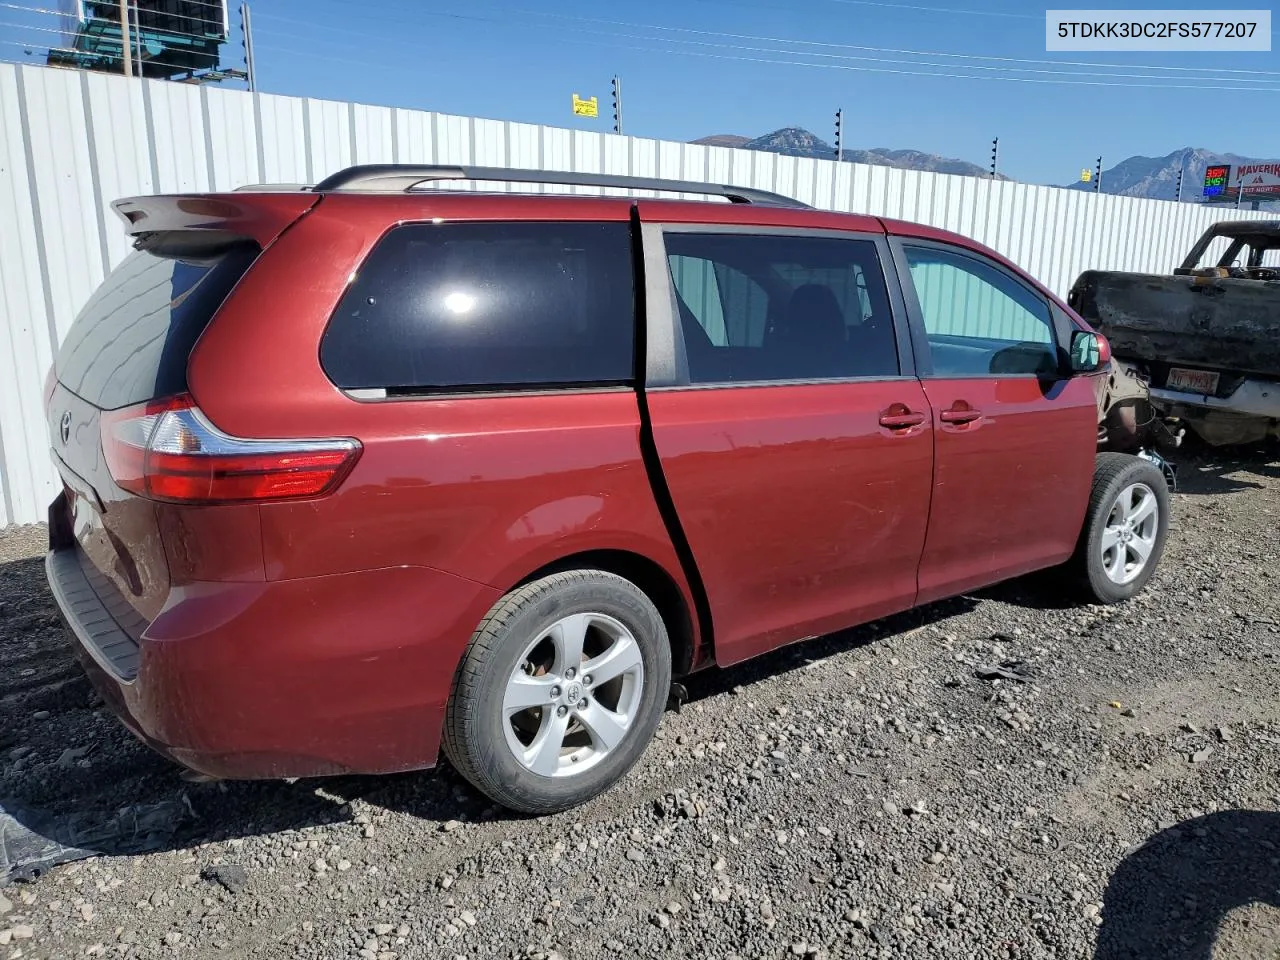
xmin=56 ymin=244 xmax=259 ymax=410
xmin=321 ymin=222 xmax=635 ymax=393
xmin=665 ymin=232 xmax=899 ymax=384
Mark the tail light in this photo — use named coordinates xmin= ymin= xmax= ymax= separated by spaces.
xmin=101 ymin=395 xmax=361 ymax=504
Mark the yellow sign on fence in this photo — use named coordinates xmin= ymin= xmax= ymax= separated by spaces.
xmin=1080 ymin=168 xmax=1092 ymax=182
xmin=572 ymin=94 xmax=599 ymax=118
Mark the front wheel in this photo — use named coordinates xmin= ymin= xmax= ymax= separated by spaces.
xmin=443 ymin=570 xmax=672 ymax=815
xmin=1071 ymin=453 xmax=1171 ymax=604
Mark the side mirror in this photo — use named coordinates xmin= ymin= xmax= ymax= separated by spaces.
xmin=1069 ymin=330 xmax=1109 ymax=373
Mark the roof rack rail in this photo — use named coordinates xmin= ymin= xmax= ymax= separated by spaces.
xmin=310 ymin=164 xmax=808 ymax=208
xmin=232 ymin=183 xmax=311 ymax=192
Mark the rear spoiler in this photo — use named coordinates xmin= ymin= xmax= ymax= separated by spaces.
xmin=111 ymin=193 xmax=321 ymax=249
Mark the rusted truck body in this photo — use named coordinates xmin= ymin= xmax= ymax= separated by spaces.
xmin=1069 ymin=220 xmax=1280 ymax=447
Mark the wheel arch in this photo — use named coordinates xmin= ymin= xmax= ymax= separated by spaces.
xmin=511 ymin=549 xmax=704 ymax=677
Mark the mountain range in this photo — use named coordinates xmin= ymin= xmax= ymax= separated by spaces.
xmin=1062 ymin=147 xmax=1276 ymax=203
xmin=693 ymin=128 xmax=1008 ymax=181
xmin=692 ymin=129 xmax=1279 ymax=204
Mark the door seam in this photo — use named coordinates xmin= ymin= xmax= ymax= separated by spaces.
xmin=629 ymin=205 xmax=715 ymax=672
xmin=880 ymin=229 xmax=938 ymax=609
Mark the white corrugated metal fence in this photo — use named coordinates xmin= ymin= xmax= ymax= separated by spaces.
xmin=0 ymin=62 xmax=1269 ymax=526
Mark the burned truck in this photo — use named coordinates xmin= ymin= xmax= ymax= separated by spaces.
xmin=1070 ymin=220 xmax=1280 ymax=448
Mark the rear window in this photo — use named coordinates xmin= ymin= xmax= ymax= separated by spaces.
xmin=320 ymin=221 xmax=635 ymax=393
xmin=56 ymin=244 xmax=259 ymax=410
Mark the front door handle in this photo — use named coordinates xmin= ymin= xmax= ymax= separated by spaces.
xmin=939 ymin=406 xmax=982 ymax=425
xmin=879 ymin=408 xmax=927 ymax=429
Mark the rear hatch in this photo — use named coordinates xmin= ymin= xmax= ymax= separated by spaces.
xmin=46 ymin=192 xmax=317 ymax=645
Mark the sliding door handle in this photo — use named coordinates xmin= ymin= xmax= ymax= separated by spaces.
xmin=939 ymin=407 xmax=981 ymax=425
xmin=878 ymin=405 xmax=927 ymax=430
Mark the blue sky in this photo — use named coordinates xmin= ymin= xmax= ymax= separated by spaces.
xmin=4 ymin=0 xmax=1278 ymax=184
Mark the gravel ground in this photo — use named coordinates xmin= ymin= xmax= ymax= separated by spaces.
xmin=2 ymin=449 xmax=1279 ymax=960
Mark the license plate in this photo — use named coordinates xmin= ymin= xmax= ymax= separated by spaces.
xmin=1167 ymin=367 xmax=1219 ymax=395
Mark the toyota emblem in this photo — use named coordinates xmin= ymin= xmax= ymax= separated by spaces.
xmin=59 ymin=411 xmax=71 ymax=445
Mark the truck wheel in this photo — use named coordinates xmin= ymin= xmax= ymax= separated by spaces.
xmin=1072 ymin=453 xmax=1171 ymax=604
xmin=443 ymin=570 xmax=672 ymax=815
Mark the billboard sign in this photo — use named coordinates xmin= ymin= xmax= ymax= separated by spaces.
xmin=135 ymin=0 xmax=229 ymax=41
xmin=1202 ymin=164 xmax=1231 ymax=197
xmin=1234 ymin=163 xmax=1280 ymax=195
xmin=57 ymin=0 xmax=84 ymax=47
xmin=48 ymin=1 xmax=230 ymax=77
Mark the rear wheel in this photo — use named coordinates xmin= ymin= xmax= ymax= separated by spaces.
xmin=1072 ymin=453 xmax=1171 ymax=603
xmin=443 ymin=570 xmax=671 ymax=814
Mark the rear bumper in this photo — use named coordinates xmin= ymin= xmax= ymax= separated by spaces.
xmin=45 ymin=541 xmax=501 ymax=780
xmin=45 ymin=549 xmax=145 ymax=681
xmin=1150 ymin=378 xmax=1280 ymax=420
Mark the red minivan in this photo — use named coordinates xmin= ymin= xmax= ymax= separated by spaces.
xmin=43 ymin=165 xmax=1170 ymax=813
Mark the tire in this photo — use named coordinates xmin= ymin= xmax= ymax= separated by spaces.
xmin=1070 ymin=452 xmax=1171 ymax=604
xmin=443 ymin=570 xmax=672 ymax=815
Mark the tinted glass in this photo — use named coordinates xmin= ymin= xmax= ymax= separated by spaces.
xmin=904 ymin=246 xmax=1058 ymax=378
xmin=321 ymin=222 xmax=635 ymax=392
xmin=665 ymin=233 xmax=898 ymax=384
xmin=56 ymin=245 xmax=259 ymax=410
